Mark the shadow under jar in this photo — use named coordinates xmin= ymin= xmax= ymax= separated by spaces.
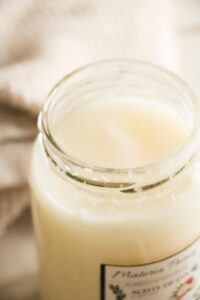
xmin=29 ymin=60 xmax=200 ymax=300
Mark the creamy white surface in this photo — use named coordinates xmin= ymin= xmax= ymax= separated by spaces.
xmin=55 ymin=98 xmax=190 ymax=168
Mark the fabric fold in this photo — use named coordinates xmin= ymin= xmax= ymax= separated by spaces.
xmin=0 ymin=104 xmax=36 ymax=234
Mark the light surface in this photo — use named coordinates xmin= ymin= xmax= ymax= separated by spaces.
xmin=56 ymin=98 xmax=191 ymax=168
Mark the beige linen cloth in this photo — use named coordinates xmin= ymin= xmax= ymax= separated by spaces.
xmin=0 ymin=0 xmax=178 ymax=235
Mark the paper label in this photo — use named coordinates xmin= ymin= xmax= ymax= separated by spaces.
xmin=101 ymin=239 xmax=200 ymax=300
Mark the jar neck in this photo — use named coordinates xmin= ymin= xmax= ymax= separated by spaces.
xmin=39 ymin=126 xmax=199 ymax=195
xmin=39 ymin=59 xmax=200 ymax=195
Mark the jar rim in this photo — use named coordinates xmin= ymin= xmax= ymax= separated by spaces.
xmin=39 ymin=59 xmax=200 ymax=191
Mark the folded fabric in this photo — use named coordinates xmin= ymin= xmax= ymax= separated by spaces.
xmin=0 ymin=0 xmax=178 ymax=235
xmin=0 ymin=104 xmax=36 ymax=235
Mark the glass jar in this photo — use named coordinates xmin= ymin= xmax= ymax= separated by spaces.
xmin=29 ymin=60 xmax=200 ymax=300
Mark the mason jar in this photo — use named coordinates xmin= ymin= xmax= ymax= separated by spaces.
xmin=29 ymin=60 xmax=200 ymax=300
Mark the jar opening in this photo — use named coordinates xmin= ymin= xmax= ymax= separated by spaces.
xmin=39 ymin=59 xmax=200 ymax=192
